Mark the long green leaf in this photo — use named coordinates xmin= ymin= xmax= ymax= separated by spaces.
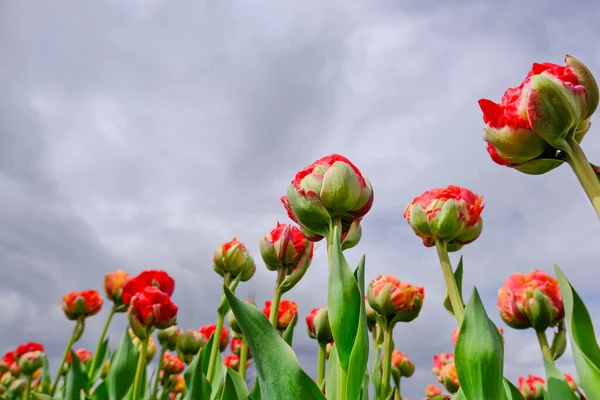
xmin=555 ymin=265 xmax=600 ymax=398
xmin=91 ymin=339 xmax=109 ymax=383
xmin=501 ymin=378 xmax=525 ymax=400
xmin=107 ymin=330 xmax=138 ymax=400
xmin=221 ymin=369 xmax=249 ymax=400
xmin=225 ymin=286 xmax=325 ymax=400
xmin=283 ymin=314 xmax=298 ymax=347
xmin=443 ymin=256 xmax=464 ymax=317
xmin=184 ymin=349 xmax=211 ymax=400
xmin=347 ymin=255 xmax=369 ymax=399
xmin=326 ymin=345 xmax=338 ymax=400
xmin=91 ymin=381 xmax=108 ymax=400
xmin=542 ymin=356 xmax=578 ymax=400
xmin=41 ymin=355 xmax=51 ymax=394
xmin=455 ymin=287 xmax=503 ymax=400
xmin=327 ymin=226 xmax=361 ymax=371
xmin=200 ymin=335 xmax=226 ymax=400
xmin=65 ymin=350 xmax=88 ymax=400
xmin=248 ymin=380 xmax=261 ymax=400
xmin=361 ymin=372 xmax=370 ymax=400
xmin=31 ymin=394 xmax=53 ymax=400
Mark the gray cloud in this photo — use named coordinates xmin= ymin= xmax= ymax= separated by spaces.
xmin=1 ymin=0 xmax=600 ymax=397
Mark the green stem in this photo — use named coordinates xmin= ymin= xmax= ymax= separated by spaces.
xmin=50 ymin=320 xmax=82 ymax=396
xmin=268 ymin=268 xmax=287 ymax=328
xmin=536 ymin=330 xmax=554 ymax=362
xmin=336 ymin=367 xmax=348 ymax=400
xmin=150 ymin=346 xmax=167 ymax=400
xmin=381 ymin=327 xmax=394 ymax=398
xmin=565 ymin=138 xmax=600 ymax=218
xmin=132 ymin=338 xmax=148 ymax=400
xmin=206 ymin=312 xmax=225 ymax=382
xmin=317 ymin=343 xmax=326 ymax=387
xmin=25 ymin=376 xmax=32 ymax=400
xmin=435 ymin=240 xmax=464 ymax=325
xmin=89 ymin=306 xmax=116 ymax=379
xmin=238 ymin=336 xmax=249 ymax=380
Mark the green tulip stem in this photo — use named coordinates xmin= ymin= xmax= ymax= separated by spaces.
xmin=269 ymin=268 xmax=287 ymax=328
xmin=381 ymin=327 xmax=394 ymax=398
xmin=238 ymin=336 xmax=249 ymax=380
xmin=536 ymin=330 xmax=554 ymax=363
xmin=435 ymin=240 xmax=464 ymax=325
xmin=317 ymin=342 xmax=327 ymax=387
xmin=150 ymin=346 xmax=167 ymax=400
xmin=132 ymin=338 xmax=148 ymax=400
xmin=50 ymin=319 xmax=83 ymax=396
xmin=207 ymin=273 xmax=234 ymax=382
xmin=25 ymin=375 xmax=32 ymax=400
xmin=89 ymin=305 xmax=116 ymax=380
xmin=565 ymin=138 xmax=600 ymax=218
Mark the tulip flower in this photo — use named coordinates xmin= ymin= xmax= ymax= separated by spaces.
xmin=61 ymin=290 xmax=103 ymax=320
xmin=438 ymin=361 xmax=460 ymax=394
xmin=121 ymin=270 xmax=175 ymax=307
xmin=281 ymin=154 xmax=373 ymax=241
xmin=128 ymin=287 xmax=178 ymax=340
xmin=157 ymin=326 xmax=181 ymax=351
xmin=14 ymin=343 xmax=44 ymax=377
xmin=390 ymin=350 xmax=414 ymax=378
xmin=162 ymin=353 xmax=184 ymax=375
xmin=452 ymin=326 xmax=504 ymax=347
xmin=199 ymin=324 xmax=229 ymax=352
xmin=176 ymin=330 xmax=204 ymax=364
xmin=230 ymin=338 xmax=242 ymax=356
xmin=66 ymin=348 xmax=92 ymax=364
xmin=103 ymin=270 xmax=131 ymax=309
xmin=306 ymin=307 xmax=333 ymax=386
xmin=518 ymin=374 xmax=545 ymax=400
xmin=1 ymin=351 xmax=19 ymax=376
xmin=497 ymin=270 xmax=564 ymax=332
xmin=432 ymin=353 xmax=454 ymax=376
xmin=425 ymin=384 xmax=442 ymax=398
xmin=213 ymin=237 xmax=256 ymax=281
xmin=223 ymin=354 xmax=250 ymax=372
xmin=263 ymin=299 xmax=298 ymax=331
xmin=367 ymin=276 xmax=425 ymax=325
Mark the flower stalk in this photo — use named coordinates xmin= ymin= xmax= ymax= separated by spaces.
xmin=89 ymin=305 xmax=116 ymax=379
xmin=435 ymin=240 xmax=464 ymax=325
xmin=132 ymin=338 xmax=148 ymax=400
xmin=565 ymin=138 xmax=600 ymax=217
xmin=50 ymin=319 xmax=84 ymax=397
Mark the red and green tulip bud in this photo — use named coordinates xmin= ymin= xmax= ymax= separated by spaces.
xmin=438 ymin=362 xmax=459 ymax=394
xmin=162 ymin=353 xmax=185 ymax=375
xmin=518 ymin=374 xmax=545 ymax=400
xmin=157 ymin=326 xmax=181 ymax=351
xmin=63 ymin=348 xmax=92 ymax=373
xmin=364 ymin=296 xmax=377 ymax=331
xmin=176 ymin=330 xmax=204 ymax=364
xmin=263 ymin=299 xmax=298 ymax=331
xmin=61 ymin=290 xmax=104 ymax=320
xmin=425 ymin=384 xmax=442 ymax=398
xmin=128 ymin=287 xmax=178 ymax=340
xmin=305 ymin=307 xmax=333 ymax=345
xmin=199 ymin=324 xmax=229 ymax=352
xmin=103 ymin=270 xmax=131 ymax=310
xmin=169 ymin=374 xmax=186 ymax=394
xmin=259 ymin=223 xmax=314 ymax=272
xmin=282 ymin=154 xmax=373 ymax=239
xmin=389 ymin=350 xmax=414 ymax=379
xmin=404 ymin=186 xmax=484 ymax=251
xmin=16 ymin=351 xmax=44 ymax=377
xmin=432 ymin=353 xmax=454 ymax=376
xmin=497 ymin=270 xmax=564 ymax=331
xmin=230 ymin=338 xmax=243 ymax=356
xmin=223 ymin=354 xmax=250 ymax=372
xmin=213 ymin=237 xmax=256 ymax=280
xmin=367 ymin=276 xmax=425 ymax=325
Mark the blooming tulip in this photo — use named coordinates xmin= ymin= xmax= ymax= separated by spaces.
xmin=305 ymin=307 xmax=333 ymax=344
xmin=121 ymin=270 xmax=175 ymax=307
xmin=518 ymin=374 xmax=544 ymax=400
xmin=103 ymin=270 xmax=131 ymax=308
xmin=200 ymin=324 xmax=229 ymax=352
xmin=162 ymin=353 xmax=184 ymax=375
xmin=157 ymin=326 xmax=181 ymax=351
xmin=15 ymin=343 xmax=44 ymax=376
xmin=425 ymin=384 xmax=442 ymax=398
xmin=61 ymin=290 xmax=103 ymax=320
xmin=367 ymin=276 xmax=424 ymax=324
xmin=497 ymin=270 xmax=564 ymax=331
xmin=212 ymin=237 xmax=256 ymax=281
xmin=263 ymin=299 xmax=298 ymax=330
xmin=128 ymin=287 xmax=178 ymax=339
xmin=404 ymin=186 xmax=484 ymax=251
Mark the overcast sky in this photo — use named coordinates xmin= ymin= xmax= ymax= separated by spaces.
xmin=1 ymin=0 xmax=600 ymax=398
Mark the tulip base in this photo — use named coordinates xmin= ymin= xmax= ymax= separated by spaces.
xmin=565 ymin=138 xmax=600 ymax=218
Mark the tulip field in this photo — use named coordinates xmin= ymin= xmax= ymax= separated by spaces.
xmin=2 ymin=55 xmax=600 ymax=400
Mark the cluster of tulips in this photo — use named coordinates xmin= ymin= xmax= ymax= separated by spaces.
xmin=1 ymin=54 xmax=600 ymax=400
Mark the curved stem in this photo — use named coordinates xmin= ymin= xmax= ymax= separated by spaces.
xmin=132 ymin=338 xmax=148 ymax=400
xmin=238 ymin=336 xmax=249 ymax=380
xmin=268 ymin=269 xmax=287 ymax=328
xmin=89 ymin=306 xmax=116 ymax=379
xmin=381 ymin=327 xmax=394 ymax=398
xmin=565 ymin=138 xmax=600 ymax=218
xmin=536 ymin=330 xmax=553 ymax=362
xmin=317 ymin=343 xmax=326 ymax=387
xmin=50 ymin=320 xmax=82 ymax=396
xmin=435 ymin=240 xmax=464 ymax=325
xmin=150 ymin=346 xmax=167 ymax=400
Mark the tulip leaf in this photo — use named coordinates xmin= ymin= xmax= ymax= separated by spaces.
xmin=326 ymin=345 xmax=339 ymax=400
xmin=327 ymin=226 xmax=361 ymax=371
xmin=453 ymin=389 xmax=467 ymax=400
xmin=347 ymin=255 xmax=369 ymax=399
xmin=91 ymin=338 xmax=110 ymax=383
xmin=200 ymin=334 xmax=226 ymax=400
xmin=383 ymin=387 xmax=396 ymax=400
xmin=183 ymin=348 xmax=211 ymax=400
xmin=222 ymin=369 xmax=249 ymax=400
xmin=224 ymin=286 xmax=325 ymax=400
xmin=443 ymin=256 xmax=464 ymax=317
xmin=90 ymin=381 xmax=108 ymax=400
xmin=542 ymin=356 xmax=578 ymax=400
xmin=501 ymin=378 xmax=525 ymax=400
xmin=65 ymin=350 xmax=89 ymax=400
xmin=107 ymin=330 xmax=138 ymax=400
xmin=249 ymin=380 xmax=262 ymax=400
xmin=31 ymin=394 xmax=53 ymax=400
xmin=371 ymin=346 xmax=382 ymax=399
xmin=41 ymin=354 xmax=51 ymax=394
xmin=283 ymin=314 xmax=297 ymax=347
xmin=361 ymin=372 xmax=370 ymax=400
xmin=555 ymin=265 xmax=600 ymax=397
xmin=455 ymin=287 xmax=504 ymax=400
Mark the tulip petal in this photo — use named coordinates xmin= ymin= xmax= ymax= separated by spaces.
xmin=286 ymin=184 xmax=332 ymax=237
xmin=566 ymin=55 xmax=599 ymax=119
xmin=320 ymin=162 xmax=363 ymax=214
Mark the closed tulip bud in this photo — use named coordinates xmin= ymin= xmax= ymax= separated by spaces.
xmin=367 ymin=276 xmax=425 ymax=325
xmin=128 ymin=287 xmax=178 ymax=339
xmin=223 ymin=354 xmax=250 ymax=372
xmin=213 ymin=237 xmax=256 ymax=279
xmin=425 ymin=384 xmax=442 ymax=398
xmin=230 ymin=338 xmax=243 ymax=356
xmin=282 ymin=154 xmax=374 ymax=240
xmin=325 ymin=342 xmax=334 ymax=359
xmin=162 ymin=353 xmax=184 ymax=375
xmin=157 ymin=326 xmax=181 ymax=351
xmin=305 ymin=307 xmax=333 ymax=344
xmin=404 ymin=186 xmax=484 ymax=251
xmin=121 ymin=270 xmax=175 ymax=307
xmin=145 ymin=337 xmax=158 ymax=362
xmin=176 ymin=330 xmax=204 ymax=364
xmin=438 ymin=362 xmax=459 ymax=394
xmin=518 ymin=375 xmax=545 ymax=400
xmin=169 ymin=374 xmax=185 ymax=393
xmin=388 ymin=350 xmax=414 ymax=380
xmin=263 ymin=299 xmax=298 ymax=330
xmin=432 ymin=353 xmax=454 ymax=376
xmin=103 ymin=270 xmax=131 ymax=309
xmin=497 ymin=270 xmax=564 ymax=331
xmin=15 ymin=343 xmax=44 ymax=377
xmin=61 ymin=290 xmax=104 ymax=320
xmin=260 ymin=222 xmax=314 ymax=272
xmin=8 ymin=379 xmax=26 ymax=395
xmin=200 ymin=324 xmax=229 ymax=352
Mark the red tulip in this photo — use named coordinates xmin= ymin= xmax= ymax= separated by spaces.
xmin=259 ymin=222 xmax=314 ymax=272
xmin=103 ymin=270 xmax=131 ymax=306
xmin=367 ymin=276 xmax=424 ymax=323
xmin=61 ymin=290 xmax=103 ymax=320
xmin=425 ymin=384 xmax=442 ymax=398
xmin=389 ymin=349 xmax=414 ymax=378
xmin=121 ymin=270 xmax=175 ymax=306
xmin=199 ymin=324 xmax=229 ymax=352
xmin=162 ymin=353 xmax=185 ymax=375
xmin=230 ymin=338 xmax=242 ymax=356
xmin=15 ymin=342 xmax=45 ymax=376
xmin=263 ymin=299 xmax=298 ymax=330
xmin=66 ymin=348 xmax=92 ymax=364
xmin=518 ymin=374 xmax=545 ymax=400
xmin=128 ymin=287 xmax=178 ymax=339
xmin=0 ymin=351 xmax=18 ymax=375
xmin=223 ymin=354 xmax=250 ymax=371
xmin=212 ymin=238 xmax=256 ymax=281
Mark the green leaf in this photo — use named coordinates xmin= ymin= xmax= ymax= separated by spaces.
xmin=361 ymin=372 xmax=370 ymax=400
xmin=184 ymin=349 xmax=211 ymax=400
xmin=326 ymin=345 xmax=338 ymax=400
xmin=224 ymin=286 xmax=325 ymax=400
xmin=346 ymin=255 xmax=369 ymax=399
xmin=90 ymin=381 xmax=108 ymax=400
xmin=455 ymin=287 xmax=504 ymax=400
xmin=383 ymin=387 xmax=396 ymax=400
xmin=200 ymin=334 xmax=226 ymax=400
xmin=542 ymin=356 xmax=578 ymax=400
xmin=249 ymin=380 xmax=261 ymax=400
xmin=555 ymin=265 xmax=600 ymax=397
xmin=453 ymin=389 xmax=467 ymax=400
xmin=370 ymin=346 xmax=382 ymax=400
xmin=221 ymin=369 xmax=249 ymax=400
xmin=443 ymin=256 xmax=464 ymax=317
xmin=107 ymin=330 xmax=138 ymax=400
xmin=91 ymin=338 xmax=109 ymax=382
xmin=65 ymin=350 xmax=89 ymax=400
xmin=327 ymin=226 xmax=361 ymax=371
xmin=501 ymin=378 xmax=525 ymax=400
xmin=41 ymin=354 xmax=52 ymax=394
xmin=283 ymin=314 xmax=298 ymax=347
xmin=31 ymin=394 xmax=53 ymax=400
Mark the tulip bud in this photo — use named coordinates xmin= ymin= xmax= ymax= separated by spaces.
xmin=199 ymin=324 xmax=229 ymax=352
xmin=223 ymin=354 xmax=250 ymax=372
xmin=367 ymin=276 xmax=425 ymax=325
xmin=8 ymin=379 xmax=26 ymax=395
xmin=157 ymin=326 xmax=181 ymax=351
xmin=0 ymin=372 xmax=14 ymax=387
xmin=230 ymin=338 xmax=243 ymax=356
xmin=128 ymin=287 xmax=178 ymax=339
xmin=432 ymin=353 xmax=454 ymax=376
xmin=550 ymin=321 xmax=567 ymax=360
xmin=176 ymin=330 xmax=204 ymax=364
xmin=129 ymin=330 xmax=157 ymax=363
xmin=103 ymin=270 xmax=131 ymax=309
xmin=305 ymin=307 xmax=333 ymax=345
xmin=497 ymin=270 xmax=564 ymax=331
xmin=438 ymin=362 xmax=459 ymax=394
xmin=263 ymin=299 xmax=298 ymax=330
xmin=16 ymin=352 xmax=44 ymax=377
xmin=341 ymin=218 xmax=363 ymax=250
xmin=121 ymin=270 xmax=175 ymax=307
xmin=169 ymin=374 xmax=186 ymax=393
xmin=282 ymin=154 xmax=374 ymax=240
xmin=61 ymin=290 xmax=104 ymax=320
xmin=518 ymin=375 xmax=544 ymax=400
xmin=213 ymin=237 xmax=256 ymax=280
xmin=162 ymin=353 xmax=185 ymax=375
xmin=259 ymin=223 xmax=314 ymax=271
xmin=425 ymin=384 xmax=442 ymax=398
xmin=388 ymin=350 xmax=414 ymax=379
xmin=364 ymin=296 xmax=377 ymax=331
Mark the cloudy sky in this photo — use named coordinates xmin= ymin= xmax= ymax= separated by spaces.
xmin=1 ymin=0 xmax=600 ymax=398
